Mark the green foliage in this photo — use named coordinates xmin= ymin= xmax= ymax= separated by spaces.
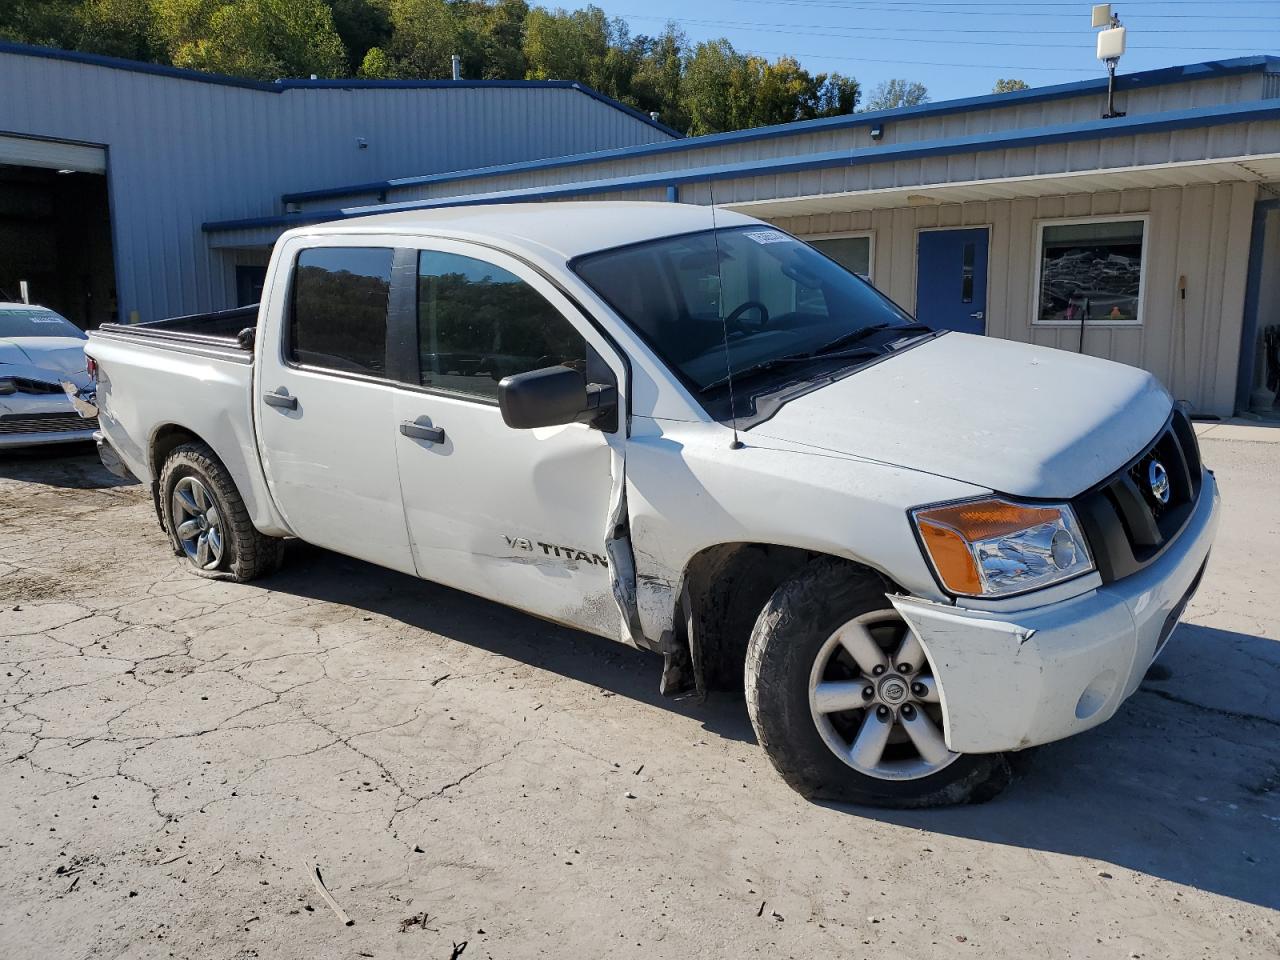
xmin=1 ymin=1 xmax=906 ymax=134
xmin=993 ymin=77 xmax=1030 ymax=93
xmin=864 ymin=78 xmax=930 ymax=111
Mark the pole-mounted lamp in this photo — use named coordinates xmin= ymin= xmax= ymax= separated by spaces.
xmin=1093 ymin=4 xmax=1127 ymax=119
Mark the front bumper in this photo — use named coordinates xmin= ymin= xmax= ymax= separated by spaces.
xmin=891 ymin=469 xmax=1220 ymax=754
xmin=0 ymin=390 xmax=98 ymax=448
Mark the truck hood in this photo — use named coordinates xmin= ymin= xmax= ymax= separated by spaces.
xmin=748 ymin=333 xmax=1173 ymax=500
xmin=0 ymin=336 xmax=89 ymax=381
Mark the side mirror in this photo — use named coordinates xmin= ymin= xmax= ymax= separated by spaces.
xmin=498 ymin=364 xmax=616 ymax=430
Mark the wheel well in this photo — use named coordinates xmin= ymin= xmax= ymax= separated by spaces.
xmin=148 ymin=424 xmax=203 ymax=529
xmin=680 ymin=543 xmax=890 ymax=693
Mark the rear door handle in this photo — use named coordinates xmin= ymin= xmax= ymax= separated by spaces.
xmin=264 ymin=390 xmax=297 ymax=410
xmin=400 ymin=421 xmax=445 ymax=444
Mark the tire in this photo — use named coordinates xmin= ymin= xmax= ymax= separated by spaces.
xmin=745 ymin=557 xmax=1010 ymax=807
xmin=159 ymin=441 xmax=285 ymax=582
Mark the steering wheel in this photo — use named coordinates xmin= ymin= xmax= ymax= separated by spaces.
xmin=725 ymin=300 xmax=770 ymax=333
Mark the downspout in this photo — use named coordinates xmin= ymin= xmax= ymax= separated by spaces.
xmin=1235 ymin=197 xmax=1280 ymax=414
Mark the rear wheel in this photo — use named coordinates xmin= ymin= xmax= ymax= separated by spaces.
xmin=159 ymin=441 xmax=284 ymax=582
xmin=745 ymin=558 xmax=1010 ymax=807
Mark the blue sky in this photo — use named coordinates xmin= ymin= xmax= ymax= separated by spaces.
xmin=581 ymin=0 xmax=1280 ymax=101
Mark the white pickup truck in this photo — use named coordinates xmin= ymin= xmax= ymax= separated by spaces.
xmin=80 ymin=202 xmax=1218 ymax=807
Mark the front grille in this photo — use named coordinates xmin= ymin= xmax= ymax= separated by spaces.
xmin=0 ymin=412 xmax=97 ymax=436
xmin=1073 ymin=409 xmax=1202 ymax=583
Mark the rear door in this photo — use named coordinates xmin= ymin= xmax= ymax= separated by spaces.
xmin=255 ymin=238 xmax=416 ymax=575
xmin=388 ymin=239 xmax=627 ymax=640
xmin=915 ymin=227 xmax=989 ymax=334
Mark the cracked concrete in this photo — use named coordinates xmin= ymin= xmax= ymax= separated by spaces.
xmin=0 ymin=436 xmax=1277 ymax=959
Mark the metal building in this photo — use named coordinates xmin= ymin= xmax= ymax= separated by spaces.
xmin=0 ymin=42 xmax=676 ymax=327
xmin=209 ymin=56 xmax=1280 ymax=417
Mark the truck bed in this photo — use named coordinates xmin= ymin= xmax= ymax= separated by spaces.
xmin=96 ymin=305 xmax=258 ymax=350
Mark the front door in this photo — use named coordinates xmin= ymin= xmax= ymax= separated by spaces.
xmin=255 ymin=241 xmax=416 ymax=575
xmin=390 ymin=239 xmax=626 ymax=641
xmin=915 ymin=228 xmax=989 ymax=334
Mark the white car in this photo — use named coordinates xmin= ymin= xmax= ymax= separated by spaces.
xmin=77 ymin=203 xmax=1218 ymax=807
xmin=0 ymin=303 xmax=96 ymax=448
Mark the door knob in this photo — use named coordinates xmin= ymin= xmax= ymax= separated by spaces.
xmin=969 ymin=311 xmax=985 ymax=320
xmin=400 ymin=421 xmax=445 ymax=444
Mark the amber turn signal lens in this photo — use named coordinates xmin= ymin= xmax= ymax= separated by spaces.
xmin=916 ymin=520 xmax=982 ymax=595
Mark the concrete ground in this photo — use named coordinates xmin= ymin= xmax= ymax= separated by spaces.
xmin=0 ymin=431 xmax=1277 ymax=960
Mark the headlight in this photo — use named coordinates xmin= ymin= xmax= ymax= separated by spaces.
xmin=911 ymin=497 xmax=1094 ymax=598
xmin=0 ymin=378 xmax=15 ymax=396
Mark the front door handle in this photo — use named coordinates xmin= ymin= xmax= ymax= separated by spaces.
xmin=400 ymin=421 xmax=445 ymax=444
xmin=264 ymin=390 xmax=297 ymax=410
xmin=969 ymin=311 xmax=985 ymax=320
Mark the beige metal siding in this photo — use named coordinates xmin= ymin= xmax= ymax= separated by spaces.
xmin=771 ymin=182 xmax=1258 ymax=416
xmin=347 ymin=72 xmax=1272 ymax=213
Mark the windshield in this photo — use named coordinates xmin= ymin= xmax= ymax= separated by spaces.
xmin=573 ymin=226 xmax=919 ymax=394
xmin=0 ymin=308 xmax=85 ymax=340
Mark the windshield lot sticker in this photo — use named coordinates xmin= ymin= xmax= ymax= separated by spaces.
xmin=504 ymin=535 xmax=608 ymax=567
xmin=743 ymin=230 xmax=792 ymax=245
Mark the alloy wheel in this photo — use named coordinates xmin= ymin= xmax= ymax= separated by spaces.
xmin=807 ymin=609 xmax=960 ymax=781
xmin=172 ymin=476 xmax=225 ymax=571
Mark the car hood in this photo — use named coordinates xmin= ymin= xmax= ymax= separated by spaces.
xmin=747 ymin=333 xmax=1173 ymax=500
xmin=0 ymin=336 xmax=90 ymax=383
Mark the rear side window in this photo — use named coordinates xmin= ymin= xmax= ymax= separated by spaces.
xmin=289 ymin=247 xmax=393 ymax=375
xmin=416 ymin=250 xmax=585 ymax=401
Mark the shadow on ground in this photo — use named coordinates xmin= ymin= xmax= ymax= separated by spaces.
xmin=0 ymin=443 xmax=135 ymax=489
xmin=273 ymin=540 xmax=757 ymax=746
xmin=271 ymin=543 xmax=1279 ymax=910
xmin=850 ymin=621 xmax=1280 ymax=910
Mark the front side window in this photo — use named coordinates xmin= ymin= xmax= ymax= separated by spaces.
xmin=1036 ymin=219 xmax=1145 ymax=325
xmin=289 ymin=247 xmax=392 ymax=375
xmin=574 ymin=226 xmax=914 ymax=396
xmin=416 ymin=251 xmax=585 ymax=401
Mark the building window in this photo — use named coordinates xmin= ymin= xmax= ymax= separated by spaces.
xmin=416 ymin=250 xmax=585 ymax=402
xmin=806 ymin=234 xmax=873 ymax=281
xmin=289 ymin=247 xmax=393 ymax=375
xmin=1034 ymin=217 xmax=1146 ymax=326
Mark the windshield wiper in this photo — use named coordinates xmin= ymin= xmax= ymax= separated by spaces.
xmin=699 ymin=347 xmax=880 ymax=393
xmin=810 ymin=322 xmax=934 ymax=357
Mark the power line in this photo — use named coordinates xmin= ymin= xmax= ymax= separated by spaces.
xmin=620 ymin=12 xmax=1279 ymax=49
xmin=738 ymin=47 xmax=1101 ymax=71
xmin=730 ymin=0 xmax=1280 ymax=19
xmin=622 ymin=12 xmax=1280 ymax=35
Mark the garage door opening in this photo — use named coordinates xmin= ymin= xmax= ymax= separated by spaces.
xmin=0 ymin=158 xmax=116 ymax=330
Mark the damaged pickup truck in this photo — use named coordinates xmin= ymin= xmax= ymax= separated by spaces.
xmin=78 ymin=202 xmax=1219 ymax=806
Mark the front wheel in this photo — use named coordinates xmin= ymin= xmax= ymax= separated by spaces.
xmin=745 ymin=558 xmax=1010 ymax=807
xmin=159 ymin=441 xmax=284 ymax=582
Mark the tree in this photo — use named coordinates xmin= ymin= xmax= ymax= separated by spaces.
xmin=811 ymin=72 xmax=860 ymax=117
xmin=993 ymin=77 xmax=1029 ymax=93
xmin=328 ymin=0 xmax=391 ymax=73
xmin=864 ymin=78 xmax=929 ymax=111
xmin=629 ymin=24 xmax=686 ymax=130
xmin=153 ymin=0 xmax=347 ymax=79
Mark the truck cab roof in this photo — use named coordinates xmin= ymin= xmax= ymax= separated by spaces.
xmin=278 ymin=201 xmax=761 ymax=262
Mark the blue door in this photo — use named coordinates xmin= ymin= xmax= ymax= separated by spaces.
xmin=915 ymin=228 xmax=989 ymax=334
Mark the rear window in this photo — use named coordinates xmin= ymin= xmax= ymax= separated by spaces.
xmin=288 ymin=248 xmax=393 ymax=375
xmin=0 ymin=308 xmax=85 ymax=339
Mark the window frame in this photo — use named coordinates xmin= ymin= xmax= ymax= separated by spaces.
xmin=281 ymin=242 xmax=401 ymax=384
xmin=1031 ymin=214 xmax=1149 ymax=329
xmin=801 ymin=230 xmax=876 ymax=284
xmin=396 ymin=236 xmax=627 ymax=428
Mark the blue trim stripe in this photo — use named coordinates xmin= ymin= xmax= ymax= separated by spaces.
xmin=206 ymin=98 xmax=1280 ymax=233
xmin=0 ymin=41 xmax=680 ymax=137
xmin=281 ymin=55 xmax=1280 ymax=205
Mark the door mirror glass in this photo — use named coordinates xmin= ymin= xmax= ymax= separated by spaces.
xmin=498 ymin=364 xmax=616 ymax=430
